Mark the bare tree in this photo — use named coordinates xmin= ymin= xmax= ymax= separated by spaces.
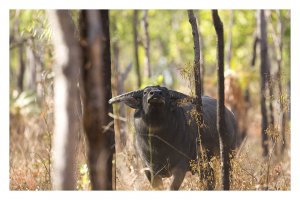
xmin=80 ymin=10 xmax=115 ymax=190
xmin=197 ymin=11 xmax=205 ymax=95
xmin=142 ymin=10 xmax=151 ymax=78
xmin=257 ymin=10 xmax=269 ymax=157
xmin=267 ymin=67 xmax=275 ymax=132
xmin=25 ymin=40 xmax=36 ymax=92
xmin=133 ymin=10 xmax=142 ymax=87
xmin=48 ymin=10 xmax=82 ymax=190
xmin=269 ymin=10 xmax=286 ymax=154
xmin=212 ymin=9 xmax=230 ymax=190
xmin=251 ymin=31 xmax=259 ymax=67
xmin=188 ymin=10 xmax=210 ymax=189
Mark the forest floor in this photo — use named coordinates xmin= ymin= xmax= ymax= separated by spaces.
xmin=9 ymin=103 xmax=290 ymax=191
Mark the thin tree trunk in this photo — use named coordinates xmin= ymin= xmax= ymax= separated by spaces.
xmin=197 ymin=11 xmax=205 ymax=95
xmin=25 ymin=40 xmax=36 ymax=92
xmin=251 ymin=31 xmax=259 ymax=67
xmin=187 ymin=9 xmax=207 ymax=189
xmin=80 ymin=10 xmax=115 ymax=190
xmin=133 ymin=10 xmax=142 ymax=87
xmin=142 ymin=10 xmax=151 ymax=78
xmin=257 ymin=10 xmax=269 ymax=157
xmin=48 ymin=10 xmax=81 ymax=190
xmin=100 ymin=11 xmax=115 ymax=190
xmin=269 ymin=10 xmax=286 ymax=153
xmin=212 ymin=9 xmax=230 ymax=190
xmin=264 ymin=11 xmax=274 ymax=133
xmin=276 ymin=11 xmax=286 ymax=154
xmin=267 ymin=66 xmax=275 ymax=130
xmin=225 ymin=10 xmax=234 ymax=69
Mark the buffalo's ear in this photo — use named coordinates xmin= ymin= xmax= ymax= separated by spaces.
xmin=169 ymin=90 xmax=191 ymax=110
xmin=170 ymin=98 xmax=189 ymax=111
xmin=108 ymin=90 xmax=143 ymax=109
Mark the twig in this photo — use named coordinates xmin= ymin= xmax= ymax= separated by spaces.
xmin=108 ymin=112 xmax=127 ymax=122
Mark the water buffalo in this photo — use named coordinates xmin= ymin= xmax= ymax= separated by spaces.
xmin=109 ymin=85 xmax=236 ymax=190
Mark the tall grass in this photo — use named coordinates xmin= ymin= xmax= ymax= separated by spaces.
xmin=9 ymin=72 xmax=290 ymax=190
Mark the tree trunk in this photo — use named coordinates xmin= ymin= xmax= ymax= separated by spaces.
xmin=133 ymin=10 xmax=142 ymax=87
xmin=267 ymin=66 xmax=275 ymax=131
xmin=197 ymin=11 xmax=205 ymax=95
xmin=142 ymin=10 xmax=151 ymax=78
xmin=269 ymin=11 xmax=286 ymax=154
xmin=276 ymin=11 xmax=286 ymax=154
xmin=257 ymin=10 xmax=269 ymax=157
xmin=80 ymin=10 xmax=115 ymax=190
xmin=212 ymin=9 xmax=230 ymax=190
xmin=48 ymin=10 xmax=82 ymax=190
xmin=187 ymin=9 xmax=207 ymax=189
xmin=25 ymin=40 xmax=36 ymax=92
xmin=251 ymin=31 xmax=259 ymax=67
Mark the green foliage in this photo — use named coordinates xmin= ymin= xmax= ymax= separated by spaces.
xmin=10 ymin=10 xmax=53 ymax=90
xmin=10 ymin=10 xmax=51 ymax=41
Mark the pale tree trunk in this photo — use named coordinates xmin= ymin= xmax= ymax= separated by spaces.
xmin=142 ymin=10 xmax=151 ymax=78
xmin=265 ymin=12 xmax=274 ymax=133
xmin=25 ymin=40 xmax=36 ymax=92
xmin=269 ymin=10 xmax=286 ymax=154
xmin=212 ymin=9 xmax=230 ymax=190
xmin=80 ymin=10 xmax=115 ymax=190
xmin=257 ymin=10 xmax=269 ymax=157
xmin=267 ymin=64 xmax=275 ymax=132
xmin=48 ymin=10 xmax=82 ymax=190
xmin=277 ymin=11 xmax=286 ymax=154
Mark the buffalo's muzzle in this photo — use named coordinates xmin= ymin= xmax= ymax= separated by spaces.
xmin=147 ymin=90 xmax=165 ymax=105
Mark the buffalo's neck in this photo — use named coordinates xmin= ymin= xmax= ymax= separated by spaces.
xmin=135 ymin=108 xmax=189 ymax=174
xmin=144 ymin=110 xmax=169 ymax=132
xmin=138 ymin=109 xmax=180 ymax=145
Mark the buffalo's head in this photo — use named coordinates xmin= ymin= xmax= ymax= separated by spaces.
xmin=109 ymin=86 xmax=189 ymax=115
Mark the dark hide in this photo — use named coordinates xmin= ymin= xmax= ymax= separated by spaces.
xmin=109 ymin=86 xmax=236 ymax=190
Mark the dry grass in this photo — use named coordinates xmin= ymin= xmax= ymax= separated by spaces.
xmin=9 ymin=113 xmax=291 ymax=191
xmin=115 ymin=130 xmax=290 ymax=190
xmin=9 ymin=81 xmax=290 ymax=191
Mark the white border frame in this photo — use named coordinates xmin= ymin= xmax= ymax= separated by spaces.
xmin=1 ymin=1 xmax=298 ymax=199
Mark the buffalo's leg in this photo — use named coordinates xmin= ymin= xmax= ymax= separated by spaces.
xmin=145 ymin=170 xmax=163 ymax=189
xmin=169 ymin=166 xmax=187 ymax=190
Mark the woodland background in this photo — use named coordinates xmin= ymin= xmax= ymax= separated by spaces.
xmin=9 ymin=10 xmax=290 ymax=190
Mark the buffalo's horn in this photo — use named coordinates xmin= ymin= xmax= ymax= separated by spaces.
xmin=108 ymin=90 xmax=143 ymax=104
